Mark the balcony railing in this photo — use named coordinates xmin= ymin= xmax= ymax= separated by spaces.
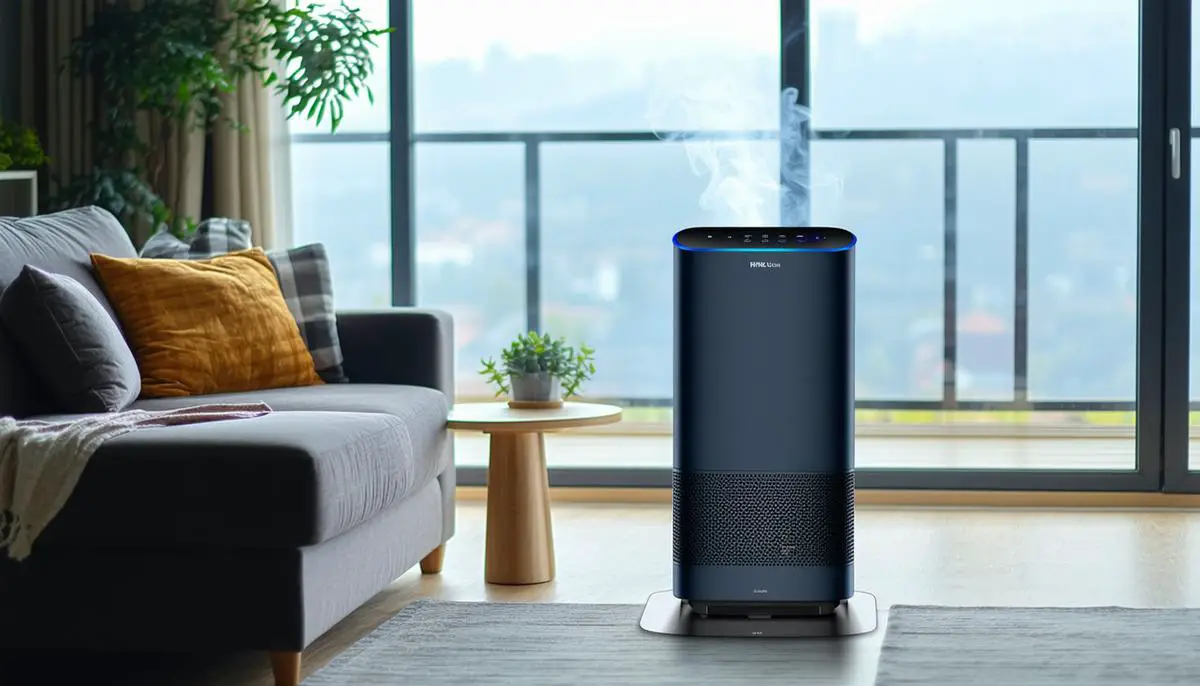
xmin=294 ymin=125 xmax=1146 ymax=413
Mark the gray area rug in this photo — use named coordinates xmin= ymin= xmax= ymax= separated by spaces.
xmin=877 ymin=605 xmax=1200 ymax=686
xmin=302 ymin=600 xmax=871 ymax=685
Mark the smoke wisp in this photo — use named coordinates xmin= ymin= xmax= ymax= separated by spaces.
xmin=648 ymin=67 xmax=836 ymax=227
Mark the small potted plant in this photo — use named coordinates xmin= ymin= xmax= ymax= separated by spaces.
xmin=480 ymin=331 xmax=596 ymax=408
xmin=0 ymin=119 xmax=49 ymax=172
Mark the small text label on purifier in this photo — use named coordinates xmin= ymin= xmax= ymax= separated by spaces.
xmin=749 ymin=261 xmax=782 ymax=269
xmin=753 ymin=588 xmax=769 ymax=594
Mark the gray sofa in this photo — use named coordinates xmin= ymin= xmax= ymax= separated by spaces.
xmin=0 ymin=207 xmax=455 ymax=686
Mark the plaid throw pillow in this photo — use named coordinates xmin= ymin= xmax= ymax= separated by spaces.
xmin=268 ymin=243 xmax=345 ymax=382
xmin=138 ymin=230 xmax=191 ymax=259
xmin=191 ymin=217 xmax=252 ymax=255
xmin=138 ymin=220 xmax=348 ymax=383
xmin=140 ymin=218 xmax=253 ymax=258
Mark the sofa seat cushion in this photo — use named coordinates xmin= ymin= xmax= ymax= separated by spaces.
xmin=131 ymin=384 xmax=449 ymax=470
xmin=33 ymin=385 xmax=449 ymax=550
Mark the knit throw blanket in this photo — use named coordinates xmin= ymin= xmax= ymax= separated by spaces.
xmin=0 ymin=403 xmax=272 ymax=561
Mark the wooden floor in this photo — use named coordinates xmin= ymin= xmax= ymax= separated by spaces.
xmin=5 ymin=501 xmax=1200 ymax=685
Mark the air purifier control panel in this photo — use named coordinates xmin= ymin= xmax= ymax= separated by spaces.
xmin=673 ymin=226 xmax=856 ymax=251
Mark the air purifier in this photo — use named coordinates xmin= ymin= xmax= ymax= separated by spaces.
xmin=639 ymin=226 xmax=876 ymax=638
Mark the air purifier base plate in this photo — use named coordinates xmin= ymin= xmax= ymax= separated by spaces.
xmin=638 ymin=590 xmax=878 ymax=638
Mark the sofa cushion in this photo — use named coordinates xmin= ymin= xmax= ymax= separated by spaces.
xmin=142 ymin=222 xmax=348 ymax=386
xmin=0 ymin=207 xmax=136 ymax=418
xmin=90 ymin=249 xmax=323 ymax=398
xmin=33 ymin=385 xmax=449 ymax=549
xmin=140 ymin=217 xmax=253 ymax=258
xmin=0 ymin=266 xmax=141 ymax=413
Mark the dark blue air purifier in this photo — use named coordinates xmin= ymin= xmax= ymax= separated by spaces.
xmin=671 ymin=226 xmax=856 ymax=616
xmin=638 ymin=226 xmax=873 ymax=636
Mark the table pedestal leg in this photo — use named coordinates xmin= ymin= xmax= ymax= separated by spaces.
xmin=484 ymin=431 xmax=555 ymax=585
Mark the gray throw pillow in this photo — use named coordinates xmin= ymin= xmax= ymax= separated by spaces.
xmin=0 ymin=265 xmax=141 ymax=413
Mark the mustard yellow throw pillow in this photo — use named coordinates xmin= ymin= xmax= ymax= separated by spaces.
xmin=91 ymin=248 xmax=323 ymax=398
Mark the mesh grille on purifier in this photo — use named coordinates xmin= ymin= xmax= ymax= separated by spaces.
xmin=672 ymin=471 xmax=855 ymax=567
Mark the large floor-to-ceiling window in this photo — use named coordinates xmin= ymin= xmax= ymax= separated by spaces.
xmin=293 ymin=0 xmax=1200 ymax=492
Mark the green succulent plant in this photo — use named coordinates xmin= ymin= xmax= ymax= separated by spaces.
xmin=479 ymin=331 xmax=597 ymax=399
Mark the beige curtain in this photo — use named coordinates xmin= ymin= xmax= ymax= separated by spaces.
xmin=151 ymin=107 xmax=206 ymax=238
xmin=19 ymin=0 xmax=278 ymax=249
xmin=210 ymin=0 xmax=276 ymax=248
xmin=211 ymin=10 xmax=276 ymax=247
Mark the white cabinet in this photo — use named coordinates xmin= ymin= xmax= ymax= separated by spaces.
xmin=0 ymin=169 xmax=37 ymax=217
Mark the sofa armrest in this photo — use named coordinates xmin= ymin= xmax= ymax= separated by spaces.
xmin=335 ymin=308 xmax=454 ymax=396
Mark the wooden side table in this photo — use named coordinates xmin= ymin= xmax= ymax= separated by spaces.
xmin=447 ymin=401 xmax=622 ymax=585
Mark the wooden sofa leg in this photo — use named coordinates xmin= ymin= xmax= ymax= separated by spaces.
xmin=269 ymin=651 xmax=301 ymax=686
xmin=420 ymin=543 xmax=446 ymax=574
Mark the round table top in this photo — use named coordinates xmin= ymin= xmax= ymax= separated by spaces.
xmin=446 ymin=402 xmax=623 ymax=433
